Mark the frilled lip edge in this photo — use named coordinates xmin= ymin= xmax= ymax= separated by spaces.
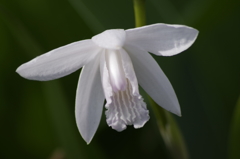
xmin=99 ymin=49 xmax=150 ymax=132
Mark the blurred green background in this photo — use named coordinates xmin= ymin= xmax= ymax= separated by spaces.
xmin=0 ymin=0 xmax=240 ymax=159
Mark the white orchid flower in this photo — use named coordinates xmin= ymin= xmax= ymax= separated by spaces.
xmin=16 ymin=23 xmax=198 ymax=144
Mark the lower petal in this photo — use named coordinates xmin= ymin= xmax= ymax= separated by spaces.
xmin=105 ymin=80 xmax=149 ymax=131
xmin=124 ymin=44 xmax=181 ymax=116
xmin=75 ymin=53 xmax=105 ymax=144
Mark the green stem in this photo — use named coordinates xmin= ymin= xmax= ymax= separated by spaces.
xmin=133 ymin=1 xmax=189 ymax=158
xmin=133 ymin=0 xmax=146 ymax=27
xmin=228 ymin=95 xmax=240 ymax=159
xmin=150 ymin=98 xmax=189 ymax=159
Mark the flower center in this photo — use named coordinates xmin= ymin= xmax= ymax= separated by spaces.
xmin=105 ymin=49 xmax=127 ymax=92
xmin=92 ymin=29 xmax=126 ymax=50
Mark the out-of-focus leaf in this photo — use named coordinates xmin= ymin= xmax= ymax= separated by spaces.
xmin=150 ymin=98 xmax=189 ymax=159
xmin=43 ymin=81 xmax=87 ymax=159
xmin=15 ymin=82 xmax=56 ymax=158
xmin=68 ymin=0 xmax=133 ymax=32
xmin=228 ymin=96 xmax=240 ymax=159
xmin=0 ymin=8 xmax=87 ymax=159
xmin=149 ymin=0 xmax=185 ymax=23
xmin=68 ymin=0 xmax=105 ymax=33
xmin=0 ymin=5 xmax=43 ymax=56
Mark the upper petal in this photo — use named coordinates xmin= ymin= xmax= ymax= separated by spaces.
xmin=124 ymin=44 xmax=181 ymax=116
xmin=125 ymin=23 xmax=198 ymax=56
xmin=16 ymin=40 xmax=101 ymax=81
xmin=75 ymin=53 xmax=105 ymax=144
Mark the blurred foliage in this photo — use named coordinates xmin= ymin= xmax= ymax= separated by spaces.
xmin=229 ymin=96 xmax=240 ymax=159
xmin=0 ymin=0 xmax=240 ymax=159
xmin=149 ymin=98 xmax=188 ymax=159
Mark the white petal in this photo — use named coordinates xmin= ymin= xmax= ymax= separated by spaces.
xmin=75 ymin=53 xmax=105 ymax=144
xmin=126 ymin=23 xmax=198 ymax=56
xmin=125 ymin=44 xmax=181 ymax=116
xmin=92 ymin=29 xmax=126 ymax=50
xmin=16 ymin=40 xmax=101 ymax=81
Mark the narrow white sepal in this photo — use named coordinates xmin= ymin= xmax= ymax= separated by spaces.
xmin=126 ymin=23 xmax=198 ymax=56
xmin=75 ymin=53 xmax=105 ymax=144
xmin=125 ymin=44 xmax=181 ymax=116
xmin=16 ymin=40 xmax=100 ymax=81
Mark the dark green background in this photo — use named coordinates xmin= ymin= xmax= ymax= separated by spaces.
xmin=0 ymin=0 xmax=240 ymax=158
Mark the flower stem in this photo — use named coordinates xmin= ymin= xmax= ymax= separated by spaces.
xmin=133 ymin=0 xmax=146 ymax=27
xmin=133 ymin=1 xmax=189 ymax=158
xmin=228 ymin=95 xmax=240 ymax=159
xmin=149 ymin=98 xmax=189 ymax=159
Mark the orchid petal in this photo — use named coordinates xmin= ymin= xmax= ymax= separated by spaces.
xmin=16 ymin=40 xmax=101 ymax=81
xmin=125 ymin=44 xmax=181 ymax=116
xmin=126 ymin=23 xmax=198 ymax=56
xmin=75 ymin=53 xmax=105 ymax=144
